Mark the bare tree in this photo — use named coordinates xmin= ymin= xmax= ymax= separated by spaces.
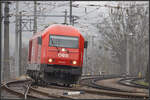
xmin=97 ymin=2 xmax=149 ymax=76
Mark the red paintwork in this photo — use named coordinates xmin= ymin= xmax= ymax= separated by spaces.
xmin=28 ymin=24 xmax=84 ymax=68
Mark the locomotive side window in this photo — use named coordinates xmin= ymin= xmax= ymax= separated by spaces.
xmin=38 ymin=36 xmax=42 ymax=45
xmin=28 ymin=40 xmax=32 ymax=61
xmin=49 ymin=35 xmax=79 ymax=48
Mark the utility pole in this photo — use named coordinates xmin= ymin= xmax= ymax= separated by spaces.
xmin=33 ymin=1 xmax=37 ymax=34
xmin=19 ymin=12 xmax=22 ymax=75
xmin=126 ymin=34 xmax=130 ymax=76
xmin=72 ymin=16 xmax=74 ymax=26
xmin=64 ymin=9 xmax=67 ymax=25
xmin=3 ymin=2 xmax=10 ymax=81
xmin=126 ymin=33 xmax=133 ymax=76
xmin=15 ymin=1 xmax=19 ymax=77
xmin=85 ymin=45 xmax=88 ymax=74
xmin=0 ymin=1 xmax=2 ymax=82
xmin=70 ymin=0 xmax=72 ymax=25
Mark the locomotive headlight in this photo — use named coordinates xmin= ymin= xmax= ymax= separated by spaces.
xmin=73 ymin=61 xmax=77 ymax=65
xmin=62 ymin=48 xmax=66 ymax=52
xmin=48 ymin=58 xmax=53 ymax=63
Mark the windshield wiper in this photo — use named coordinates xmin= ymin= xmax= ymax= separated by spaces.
xmin=51 ymin=38 xmax=60 ymax=52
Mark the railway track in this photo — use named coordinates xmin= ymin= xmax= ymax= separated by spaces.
xmin=1 ymin=79 xmax=37 ymax=99
xmin=80 ymin=75 xmax=129 ymax=92
xmin=118 ymin=77 xmax=149 ymax=89
xmin=78 ymin=75 xmax=149 ymax=98
xmin=31 ymin=74 xmax=148 ymax=99
xmin=1 ymin=75 xmax=149 ymax=99
xmin=43 ymin=82 xmax=148 ymax=99
xmin=1 ymin=79 xmax=73 ymax=99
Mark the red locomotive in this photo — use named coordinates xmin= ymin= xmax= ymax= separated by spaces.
xmin=27 ymin=24 xmax=87 ymax=86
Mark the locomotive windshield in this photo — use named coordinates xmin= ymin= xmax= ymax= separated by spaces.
xmin=49 ymin=35 xmax=79 ymax=48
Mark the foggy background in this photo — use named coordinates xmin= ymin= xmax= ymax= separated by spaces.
xmin=1 ymin=1 xmax=149 ymax=81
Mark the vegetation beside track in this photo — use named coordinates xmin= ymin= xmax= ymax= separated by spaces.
xmin=135 ymin=80 xmax=149 ymax=87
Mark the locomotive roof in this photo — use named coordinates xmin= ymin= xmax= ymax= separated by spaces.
xmin=31 ymin=24 xmax=83 ymax=40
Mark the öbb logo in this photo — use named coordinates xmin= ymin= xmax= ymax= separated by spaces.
xmin=58 ymin=53 xmax=69 ymax=58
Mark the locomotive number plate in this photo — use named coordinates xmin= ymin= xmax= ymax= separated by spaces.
xmin=58 ymin=53 xmax=69 ymax=58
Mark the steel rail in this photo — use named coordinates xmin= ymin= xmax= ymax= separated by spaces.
xmin=1 ymin=81 xmax=39 ymax=99
xmin=24 ymin=83 xmax=31 ymax=99
xmin=118 ymin=77 xmax=149 ymax=89
xmin=30 ymin=87 xmax=74 ymax=99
